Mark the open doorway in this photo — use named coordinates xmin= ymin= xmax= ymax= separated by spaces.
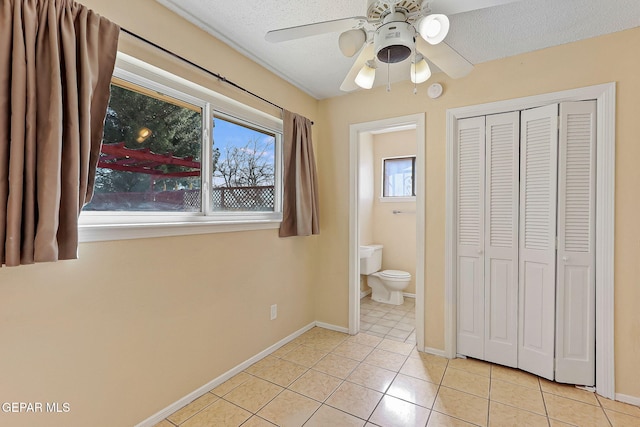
xmin=349 ymin=114 xmax=426 ymax=351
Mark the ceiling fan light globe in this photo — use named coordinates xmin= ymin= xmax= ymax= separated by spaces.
xmin=339 ymin=29 xmax=367 ymax=57
xmin=418 ymin=14 xmax=450 ymax=45
xmin=411 ymin=58 xmax=431 ymax=84
xmin=355 ymin=63 xmax=376 ymax=89
xmin=425 ymin=20 xmax=441 ymax=38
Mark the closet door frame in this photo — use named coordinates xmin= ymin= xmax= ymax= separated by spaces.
xmin=444 ymin=83 xmax=616 ymax=399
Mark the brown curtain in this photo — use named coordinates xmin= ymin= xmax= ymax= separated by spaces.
xmin=279 ymin=110 xmax=319 ymax=237
xmin=0 ymin=0 xmax=119 ymax=266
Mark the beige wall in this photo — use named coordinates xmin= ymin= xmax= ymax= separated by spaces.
xmin=0 ymin=1 xmax=319 ymax=426
xmin=372 ymin=130 xmax=417 ymax=294
xmin=316 ymin=28 xmax=640 ymax=398
xmin=358 ymin=133 xmax=375 ymax=294
xmin=358 ymin=133 xmax=375 ymax=247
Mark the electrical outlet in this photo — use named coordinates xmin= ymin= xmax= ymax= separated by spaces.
xmin=270 ymin=304 xmax=277 ymax=320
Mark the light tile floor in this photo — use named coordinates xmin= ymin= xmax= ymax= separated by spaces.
xmin=359 ymin=295 xmax=416 ymax=344
xmin=153 ymin=326 xmax=640 ymax=427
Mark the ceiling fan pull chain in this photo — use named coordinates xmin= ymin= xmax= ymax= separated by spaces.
xmin=413 ymin=50 xmax=418 ymax=95
xmin=387 ymin=50 xmax=391 ymax=92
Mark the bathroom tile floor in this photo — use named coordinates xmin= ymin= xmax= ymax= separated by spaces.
xmin=153 ymin=327 xmax=640 ymax=427
xmin=359 ymin=295 xmax=416 ymax=344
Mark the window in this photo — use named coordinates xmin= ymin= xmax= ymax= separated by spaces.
xmin=382 ymin=156 xmax=416 ymax=198
xmin=79 ymin=53 xmax=283 ymax=241
xmin=212 ymin=115 xmax=276 ymax=213
xmin=84 ymin=79 xmax=203 ymax=212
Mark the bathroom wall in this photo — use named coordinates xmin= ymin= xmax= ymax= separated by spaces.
xmin=372 ymin=130 xmax=417 ymax=295
xmin=359 ymin=133 xmax=375 ymax=247
xmin=358 ymin=133 xmax=375 ymax=294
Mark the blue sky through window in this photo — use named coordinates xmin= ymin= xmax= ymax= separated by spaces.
xmin=213 ymin=118 xmax=275 ymax=158
xmin=212 ymin=117 xmax=276 ymax=187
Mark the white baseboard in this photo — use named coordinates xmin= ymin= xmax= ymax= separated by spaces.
xmin=134 ymin=322 xmax=316 ymax=427
xmin=616 ymin=393 xmax=640 ymax=407
xmin=423 ymin=346 xmax=448 ymax=358
xmin=315 ymin=321 xmax=350 ymax=334
xmin=403 ymin=292 xmax=416 ymax=299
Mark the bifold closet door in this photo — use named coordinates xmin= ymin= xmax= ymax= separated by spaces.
xmin=456 ymin=116 xmax=486 ymax=360
xmin=457 ymin=113 xmax=520 ymax=366
xmin=555 ymin=101 xmax=597 ymax=386
xmin=484 ymin=112 xmax=520 ymax=367
xmin=518 ymin=104 xmax=559 ymax=381
xmin=456 ymin=102 xmax=596 ymax=384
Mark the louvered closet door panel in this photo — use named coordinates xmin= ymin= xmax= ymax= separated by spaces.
xmin=518 ymin=104 xmax=558 ymax=380
xmin=456 ymin=116 xmax=486 ymax=359
xmin=555 ymin=101 xmax=596 ymax=386
xmin=484 ymin=112 xmax=520 ymax=367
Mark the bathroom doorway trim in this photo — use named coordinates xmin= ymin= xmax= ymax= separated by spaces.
xmin=349 ymin=113 xmax=426 ymax=351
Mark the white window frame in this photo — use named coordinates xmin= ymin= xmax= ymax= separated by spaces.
xmin=380 ymin=155 xmax=417 ymax=203
xmin=209 ymin=111 xmax=283 ymax=222
xmin=79 ymin=53 xmax=283 ymax=242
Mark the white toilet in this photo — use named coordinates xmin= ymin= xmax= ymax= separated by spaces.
xmin=360 ymin=244 xmax=411 ymax=305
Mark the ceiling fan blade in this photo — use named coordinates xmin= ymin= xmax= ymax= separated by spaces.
xmin=340 ymin=43 xmax=375 ymax=92
xmin=416 ymin=37 xmax=474 ymax=79
xmin=426 ymin=0 xmax=522 ymax=16
xmin=339 ymin=29 xmax=367 ymax=57
xmin=265 ymin=16 xmax=367 ymax=43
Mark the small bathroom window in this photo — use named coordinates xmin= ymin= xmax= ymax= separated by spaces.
xmin=382 ymin=156 xmax=416 ymax=199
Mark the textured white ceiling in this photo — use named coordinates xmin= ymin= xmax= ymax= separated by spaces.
xmin=156 ymin=0 xmax=640 ymax=99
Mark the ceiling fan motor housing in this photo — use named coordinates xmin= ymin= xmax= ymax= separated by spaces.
xmin=374 ymin=17 xmax=415 ymax=63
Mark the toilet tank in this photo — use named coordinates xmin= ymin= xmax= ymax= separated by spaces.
xmin=360 ymin=244 xmax=383 ymax=274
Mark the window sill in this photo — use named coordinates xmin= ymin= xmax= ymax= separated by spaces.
xmin=379 ymin=197 xmax=416 ymax=203
xmin=78 ymin=218 xmax=281 ymax=242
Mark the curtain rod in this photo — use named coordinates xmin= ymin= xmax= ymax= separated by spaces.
xmin=120 ymin=27 xmax=288 ymax=114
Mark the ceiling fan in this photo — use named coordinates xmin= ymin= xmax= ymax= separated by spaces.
xmin=266 ymin=0 xmax=520 ymax=92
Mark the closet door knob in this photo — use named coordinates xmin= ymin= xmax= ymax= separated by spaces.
xmin=477 ymin=249 xmax=483 ymax=255
xmin=562 ymin=256 xmax=569 ymax=262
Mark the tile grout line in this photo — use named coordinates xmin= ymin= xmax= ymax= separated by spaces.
xmin=345 ymin=339 xmax=380 ymax=423
xmin=239 ymin=414 xmax=274 ymax=426
xmin=424 ymin=355 xmax=449 ymax=427
xmin=364 ymin=356 xmax=403 ymax=425
xmin=538 ymin=376 xmax=553 ymax=427
xmin=595 ymin=393 xmax=620 ymax=426
xmin=542 ymin=388 xmax=612 ymax=408
xmin=597 ymin=393 xmax=615 ymax=427
xmin=165 ymin=392 xmax=219 ymax=426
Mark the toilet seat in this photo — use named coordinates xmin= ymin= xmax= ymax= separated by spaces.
xmin=380 ymin=270 xmax=411 ymax=279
